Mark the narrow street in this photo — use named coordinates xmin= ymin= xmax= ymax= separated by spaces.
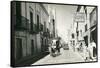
xmin=12 ymin=2 xmax=97 ymax=66
xmin=32 ymin=45 xmax=85 ymax=65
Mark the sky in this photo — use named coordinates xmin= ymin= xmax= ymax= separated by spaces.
xmin=44 ymin=4 xmax=78 ymax=43
xmin=54 ymin=5 xmax=77 ymax=42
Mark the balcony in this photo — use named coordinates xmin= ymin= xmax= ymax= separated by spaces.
xmin=30 ymin=23 xmax=43 ymax=34
xmin=40 ymin=23 xmax=43 ymax=32
xmin=43 ymin=28 xmax=50 ymax=37
xmin=15 ymin=16 xmax=29 ymax=31
xmin=30 ymin=24 xmax=38 ymax=34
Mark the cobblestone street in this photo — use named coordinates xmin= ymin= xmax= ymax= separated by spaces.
xmin=11 ymin=2 xmax=97 ymax=66
xmin=32 ymin=46 xmax=85 ymax=65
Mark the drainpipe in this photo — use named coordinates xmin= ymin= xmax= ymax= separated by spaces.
xmin=25 ymin=2 xmax=28 ymax=56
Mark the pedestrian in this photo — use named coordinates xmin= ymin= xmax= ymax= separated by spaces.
xmin=82 ymin=42 xmax=89 ymax=61
xmin=85 ymin=45 xmax=90 ymax=61
xmin=48 ymin=43 xmax=52 ymax=56
xmin=79 ymin=42 xmax=83 ymax=52
xmin=88 ymin=39 xmax=96 ymax=60
xmin=50 ymin=39 xmax=57 ymax=57
xmin=56 ymin=37 xmax=61 ymax=55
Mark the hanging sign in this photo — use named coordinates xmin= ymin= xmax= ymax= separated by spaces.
xmin=74 ymin=12 xmax=85 ymax=22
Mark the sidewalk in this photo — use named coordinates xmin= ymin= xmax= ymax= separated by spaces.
xmin=77 ymin=50 xmax=97 ymax=62
xmin=32 ymin=46 xmax=85 ymax=65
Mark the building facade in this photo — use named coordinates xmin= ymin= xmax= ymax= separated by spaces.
xmin=12 ymin=2 xmax=51 ymax=66
xmin=89 ymin=7 xmax=97 ymax=57
xmin=70 ymin=6 xmax=97 ymax=53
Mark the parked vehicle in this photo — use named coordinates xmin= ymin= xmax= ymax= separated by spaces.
xmin=50 ymin=39 xmax=57 ymax=57
xmin=63 ymin=44 xmax=69 ymax=50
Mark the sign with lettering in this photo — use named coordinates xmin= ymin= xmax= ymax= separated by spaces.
xmin=74 ymin=12 xmax=85 ymax=22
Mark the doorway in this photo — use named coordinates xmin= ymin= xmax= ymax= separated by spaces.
xmin=16 ymin=38 xmax=22 ymax=60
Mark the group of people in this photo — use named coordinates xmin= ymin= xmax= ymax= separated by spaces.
xmin=87 ymin=40 xmax=97 ymax=61
xmin=76 ymin=40 xmax=97 ymax=61
xmin=48 ymin=37 xmax=97 ymax=61
xmin=48 ymin=37 xmax=62 ymax=57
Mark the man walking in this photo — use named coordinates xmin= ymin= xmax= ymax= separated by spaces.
xmin=56 ymin=37 xmax=61 ymax=55
xmin=88 ymin=39 xmax=96 ymax=60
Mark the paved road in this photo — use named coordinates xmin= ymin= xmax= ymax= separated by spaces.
xmin=32 ymin=46 xmax=85 ymax=65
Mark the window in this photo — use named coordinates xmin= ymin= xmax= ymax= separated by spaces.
xmin=44 ymin=22 xmax=46 ymax=32
xmin=37 ymin=14 xmax=39 ymax=30
xmin=31 ymin=40 xmax=34 ymax=55
xmin=76 ymin=31 xmax=79 ymax=37
xmin=30 ymin=12 xmax=33 ymax=31
xmin=73 ymin=40 xmax=75 ymax=46
xmin=72 ymin=33 xmax=74 ymax=39
xmin=80 ymin=30 xmax=82 ymax=36
xmin=52 ymin=19 xmax=55 ymax=24
xmin=16 ymin=2 xmax=21 ymax=27
xmin=41 ymin=38 xmax=43 ymax=52
xmin=85 ymin=24 xmax=87 ymax=32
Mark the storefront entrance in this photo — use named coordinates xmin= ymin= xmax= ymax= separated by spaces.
xmin=84 ymin=36 xmax=88 ymax=47
xmin=91 ymin=27 xmax=97 ymax=57
xmin=16 ymin=38 xmax=22 ymax=60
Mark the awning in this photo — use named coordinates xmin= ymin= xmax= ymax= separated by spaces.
xmin=83 ymin=24 xmax=97 ymax=37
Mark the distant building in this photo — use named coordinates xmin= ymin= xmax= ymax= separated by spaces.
xmin=48 ymin=8 xmax=56 ymax=39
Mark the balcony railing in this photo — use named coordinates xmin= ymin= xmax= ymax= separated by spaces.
xmin=15 ymin=15 xmax=50 ymax=36
xmin=30 ymin=23 xmax=43 ymax=34
xmin=40 ymin=23 xmax=43 ymax=31
xmin=43 ymin=29 xmax=50 ymax=37
xmin=30 ymin=24 xmax=38 ymax=34
xmin=15 ymin=16 xmax=29 ymax=31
